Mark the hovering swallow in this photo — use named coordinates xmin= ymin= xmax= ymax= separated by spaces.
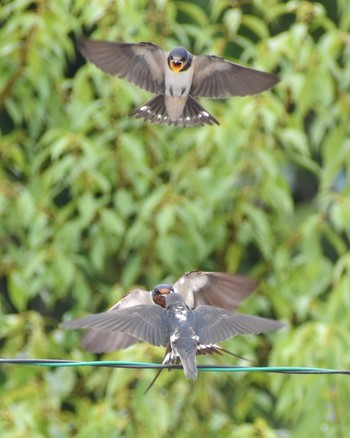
xmin=77 ymin=37 xmax=279 ymax=127
xmin=78 ymin=271 xmax=258 ymax=354
xmin=61 ymin=292 xmax=284 ymax=381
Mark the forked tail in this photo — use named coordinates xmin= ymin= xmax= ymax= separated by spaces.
xmin=132 ymin=95 xmax=219 ymax=127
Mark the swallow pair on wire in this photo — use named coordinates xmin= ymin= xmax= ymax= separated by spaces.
xmin=61 ymin=271 xmax=284 ymax=388
xmin=77 ymin=37 xmax=279 ymax=127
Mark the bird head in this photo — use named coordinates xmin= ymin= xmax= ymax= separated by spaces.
xmin=152 ymin=284 xmax=174 ymax=307
xmin=168 ymin=47 xmax=192 ymax=73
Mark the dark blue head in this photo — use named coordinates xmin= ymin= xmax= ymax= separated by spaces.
xmin=152 ymin=283 xmax=174 ymax=308
xmin=168 ymin=47 xmax=192 ymax=73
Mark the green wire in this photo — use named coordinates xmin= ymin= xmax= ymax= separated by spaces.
xmin=0 ymin=359 xmax=349 ymax=374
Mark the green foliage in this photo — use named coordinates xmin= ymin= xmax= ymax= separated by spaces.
xmin=1 ymin=0 xmax=350 ymax=436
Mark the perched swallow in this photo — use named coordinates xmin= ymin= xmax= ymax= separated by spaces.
xmin=77 ymin=37 xmax=279 ymax=127
xmin=78 ymin=271 xmax=258 ymax=353
xmin=61 ymin=292 xmax=284 ymax=381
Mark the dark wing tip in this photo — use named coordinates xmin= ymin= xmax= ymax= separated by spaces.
xmin=248 ymin=69 xmax=280 ymax=94
xmin=76 ymin=36 xmax=97 ymax=62
xmin=212 ymin=116 xmax=220 ymax=126
xmin=76 ymin=36 xmax=89 ymax=52
xmin=263 ymin=72 xmax=280 ymax=90
xmin=271 ymin=72 xmax=280 ymax=84
xmin=59 ymin=321 xmax=74 ymax=329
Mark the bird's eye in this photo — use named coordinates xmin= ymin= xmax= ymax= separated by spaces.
xmin=154 ymin=288 xmax=160 ymax=295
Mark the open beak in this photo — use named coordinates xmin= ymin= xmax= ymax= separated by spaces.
xmin=170 ymin=60 xmax=184 ymax=73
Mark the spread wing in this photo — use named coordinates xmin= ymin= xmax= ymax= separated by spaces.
xmin=81 ymin=330 xmax=139 ymax=353
xmin=193 ymin=306 xmax=285 ymax=344
xmin=61 ymin=305 xmax=169 ymax=347
xmin=106 ymin=288 xmax=153 ymax=310
xmin=77 ymin=37 xmax=167 ymax=94
xmin=174 ymin=271 xmax=257 ymax=310
xmin=191 ymin=55 xmax=279 ymax=98
xmin=80 ymin=288 xmax=153 ymax=353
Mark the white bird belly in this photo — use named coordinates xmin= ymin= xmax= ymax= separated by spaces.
xmin=164 ymin=68 xmax=194 ymax=121
xmin=164 ymin=68 xmax=194 ymax=98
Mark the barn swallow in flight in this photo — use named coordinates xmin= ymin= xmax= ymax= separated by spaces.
xmin=77 ymin=37 xmax=279 ymax=127
xmin=74 ymin=271 xmax=258 ymax=392
xmin=77 ymin=271 xmax=258 ymax=354
xmin=61 ymin=291 xmax=284 ymax=383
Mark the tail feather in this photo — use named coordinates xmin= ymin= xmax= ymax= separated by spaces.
xmin=131 ymin=95 xmax=219 ymax=127
xmin=143 ymin=368 xmax=163 ymax=395
xmin=144 ymin=342 xmax=249 ymax=393
xmin=182 ymin=97 xmax=219 ymax=127
xmin=131 ymin=96 xmax=169 ymax=125
xmin=179 ymin=349 xmax=198 ymax=380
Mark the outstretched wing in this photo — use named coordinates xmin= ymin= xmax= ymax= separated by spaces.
xmin=61 ymin=305 xmax=169 ymax=347
xmin=174 ymin=271 xmax=258 ymax=310
xmin=81 ymin=288 xmax=152 ymax=352
xmin=193 ymin=306 xmax=285 ymax=344
xmin=77 ymin=37 xmax=167 ymax=94
xmin=106 ymin=288 xmax=153 ymax=310
xmin=81 ymin=330 xmax=139 ymax=353
xmin=191 ymin=55 xmax=279 ymax=98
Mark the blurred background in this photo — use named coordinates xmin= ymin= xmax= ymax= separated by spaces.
xmin=1 ymin=0 xmax=350 ymax=436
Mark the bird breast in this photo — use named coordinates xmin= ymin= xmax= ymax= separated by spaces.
xmin=164 ymin=67 xmax=194 ymax=98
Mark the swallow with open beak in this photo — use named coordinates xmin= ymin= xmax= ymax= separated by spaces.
xmin=77 ymin=37 xmax=279 ymax=127
xmin=61 ymin=291 xmax=284 ymax=381
xmin=76 ymin=271 xmax=258 ymax=354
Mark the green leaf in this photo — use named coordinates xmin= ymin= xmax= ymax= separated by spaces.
xmin=8 ymin=271 xmax=29 ymax=311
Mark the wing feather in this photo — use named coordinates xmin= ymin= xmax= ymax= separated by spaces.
xmin=193 ymin=306 xmax=284 ymax=344
xmin=81 ymin=330 xmax=139 ymax=353
xmin=61 ymin=305 xmax=169 ymax=347
xmin=191 ymin=55 xmax=279 ymax=98
xmin=80 ymin=288 xmax=152 ymax=352
xmin=77 ymin=37 xmax=166 ymax=94
xmin=174 ymin=271 xmax=257 ymax=309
